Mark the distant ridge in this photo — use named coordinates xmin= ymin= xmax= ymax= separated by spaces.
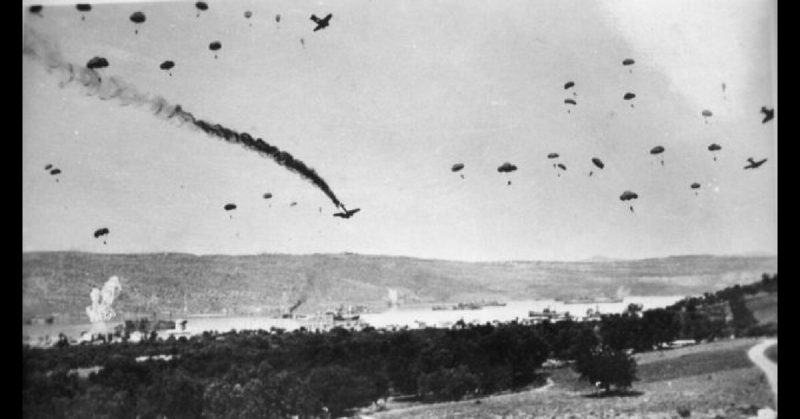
xmin=23 ymin=252 xmax=777 ymax=323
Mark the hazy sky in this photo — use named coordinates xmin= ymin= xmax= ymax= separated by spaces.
xmin=22 ymin=0 xmax=777 ymax=261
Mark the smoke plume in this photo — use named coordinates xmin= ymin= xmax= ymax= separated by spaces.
xmin=387 ymin=288 xmax=399 ymax=308
xmin=23 ymin=25 xmax=345 ymax=210
xmin=86 ymin=276 xmax=122 ymax=334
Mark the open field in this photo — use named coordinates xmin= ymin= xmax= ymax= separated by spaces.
xmin=370 ymin=339 xmax=774 ymax=419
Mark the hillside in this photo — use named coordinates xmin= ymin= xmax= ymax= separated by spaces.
xmin=22 ymin=252 xmax=776 ymax=323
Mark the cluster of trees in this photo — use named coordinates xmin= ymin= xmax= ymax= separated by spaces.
xmin=24 ymin=324 xmax=553 ymax=418
xmin=23 ymin=273 xmax=777 ymax=418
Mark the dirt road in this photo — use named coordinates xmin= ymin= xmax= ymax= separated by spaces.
xmin=748 ymin=338 xmax=777 ymax=408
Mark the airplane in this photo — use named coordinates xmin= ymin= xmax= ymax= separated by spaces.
xmin=744 ymin=157 xmax=768 ymax=170
xmin=310 ymin=13 xmax=332 ymax=31
xmin=761 ymin=107 xmax=774 ymax=123
xmin=333 ymin=207 xmax=360 ymax=219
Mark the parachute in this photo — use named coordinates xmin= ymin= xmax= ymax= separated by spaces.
xmin=624 ymin=92 xmax=636 ymax=108
xmin=224 ymin=203 xmax=236 ymax=219
xmin=93 ymin=227 xmax=110 ymax=245
xmin=276 ymin=14 xmax=281 ymax=23
xmin=263 ymin=193 xmax=273 ymax=199
xmin=589 ymin=157 xmax=604 ymax=176
xmin=86 ymin=57 xmax=109 ymax=70
xmin=547 ymin=153 xmax=559 ymax=159
xmin=29 ymin=5 xmax=43 ymax=16
xmin=564 ymin=99 xmax=576 ymax=105
xmin=497 ymin=162 xmax=517 ymax=173
xmin=130 ymin=11 xmax=146 ymax=34
xmin=76 ymin=4 xmax=91 ymax=20
xmin=451 ymin=163 xmax=464 ymax=172
xmin=195 ymin=1 xmax=208 ymax=17
xmin=708 ymin=143 xmax=721 ymax=161
xmin=245 ymin=10 xmax=253 ymax=19
xmin=557 ymin=163 xmax=567 ymax=171
xmin=622 ymin=58 xmax=635 ymax=74
xmin=650 ymin=146 xmax=665 ymax=166
xmin=44 ymin=164 xmax=53 ymax=171
xmin=619 ymin=190 xmax=639 ymax=213
xmin=564 ymin=81 xmax=575 ymax=90
xmin=49 ymin=168 xmax=61 ymax=175
xmin=702 ymin=109 xmax=713 ymax=124
xmin=209 ymin=41 xmax=222 ymax=59
xmin=160 ymin=60 xmax=175 ymax=76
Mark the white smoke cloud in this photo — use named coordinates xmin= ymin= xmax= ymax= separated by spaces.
xmin=387 ymin=288 xmax=399 ymax=308
xmin=86 ymin=276 xmax=122 ymax=333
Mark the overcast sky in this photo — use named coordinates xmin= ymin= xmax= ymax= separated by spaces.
xmin=22 ymin=0 xmax=777 ymax=261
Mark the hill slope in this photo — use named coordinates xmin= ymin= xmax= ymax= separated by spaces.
xmin=22 ymin=252 xmax=777 ymax=322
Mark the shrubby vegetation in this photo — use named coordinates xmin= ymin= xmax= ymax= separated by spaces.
xmin=23 ymin=273 xmax=776 ymax=418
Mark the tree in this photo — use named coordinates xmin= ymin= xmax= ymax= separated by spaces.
xmin=417 ymin=366 xmax=479 ymax=402
xmin=574 ymin=345 xmax=637 ymax=394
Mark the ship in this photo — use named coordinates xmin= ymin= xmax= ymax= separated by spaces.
xmin=559 ymin=296 xmax=624 ymax=305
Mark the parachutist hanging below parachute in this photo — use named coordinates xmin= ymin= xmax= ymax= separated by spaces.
xmin=622 ymin=58 xmax=635 ymax=73
xmin=564 ymin=98 xmax=576 ymax=113
xmin=209 ymin=41 xmax=221 ymax=59
xmin=244 ymin=10 xmax=253 ymax=26
xmin=690 ymin=182 xmax=701 ymax=196
xmin=708 ymin=143 xmax=721 ymax=162
xmin=195 ymin=1 xmax=208 ymax=18
xmin=702 ymin=109 xmax=713 ymax=124
xmin=623 ymin=92 xmax=636 ymax=108
xmin=619 ymin=190 xmax=638 ymax=213
xmin=129 ymin=11 xmax=146 ymax=35
xmin=497 ymin=162 xmax=517 ymax=186
xmin=589 ymin=157 xmax=604 ymax=177
xmin=564 ymin=81 xmax=576 ymax=97
xmin=49 ymin=168 xmax=61 ymax=182
xmin=452 ymin=163 xmax=465 ymax=179
xmin=650 ymin=146 xmax=665 ymax=166
xmin=160 ymin=60 xmax=175 ymax=77
xmin=76 ymin=4 xmax=91 ymax=21
xmin=93 ymin=227 xmax=110 ymax=245
xmin=224 ymin=203 xmax=236 ymax=219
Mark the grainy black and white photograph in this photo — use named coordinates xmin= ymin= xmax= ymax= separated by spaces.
xmin=23 ymin=0 xmax=777 ymax=418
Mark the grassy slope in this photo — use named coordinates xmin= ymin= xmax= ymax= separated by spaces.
xmin=745 ymin=292 xmax=778 ymax=325
xmin=22 ymin=252 xmax=776 ymax=321
xmin=372 ymin=338 xmax=773 ymax=419
xmin=764 ymin=344 xmax=777 ymax=363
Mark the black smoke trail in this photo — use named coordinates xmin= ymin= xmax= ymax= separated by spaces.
xmin=23 ymin=25 xmax=345 ymax=210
